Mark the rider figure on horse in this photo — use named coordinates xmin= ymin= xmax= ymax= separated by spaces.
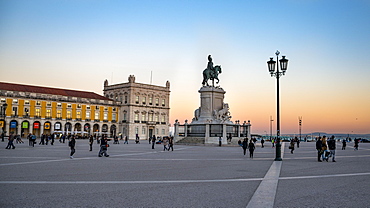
xmin=207 ymin=55 xmax=216 ymax=78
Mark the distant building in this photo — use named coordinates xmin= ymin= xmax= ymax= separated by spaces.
xmin=0 ymin=82 xmax=119 ymax=137
xmin=103 ymin=75 xmax=170 ymax=140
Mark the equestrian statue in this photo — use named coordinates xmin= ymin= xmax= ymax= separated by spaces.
xmin=202 ymin=55 xmax=222 ymax=86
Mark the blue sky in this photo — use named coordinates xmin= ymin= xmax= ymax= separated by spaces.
xmin=1 ymin=0 xmax=370 ymax=134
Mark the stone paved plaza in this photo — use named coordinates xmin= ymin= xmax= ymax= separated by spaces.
xmin=1 ymin=139 xmax=370 ymax=207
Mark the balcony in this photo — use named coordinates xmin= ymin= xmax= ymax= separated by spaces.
xmin=94 ymin=119 xmax=100 ymax=122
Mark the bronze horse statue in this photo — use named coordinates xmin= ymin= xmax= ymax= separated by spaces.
xmin=202 ymin=65 xmax=222 ymax=86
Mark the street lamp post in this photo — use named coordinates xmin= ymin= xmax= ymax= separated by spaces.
xmin=267 ymin=50 xmax=289 ymax=161
xmin=298 ymin=116 xmax=302 ymax=141
xmin=270 ymin=116 xmax=274 ymax=141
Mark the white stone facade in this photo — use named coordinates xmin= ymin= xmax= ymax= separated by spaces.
xmin=103 ymin=75 xmax=170 ymax=140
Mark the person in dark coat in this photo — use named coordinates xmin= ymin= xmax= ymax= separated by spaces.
xmin=248 ymin=140 xmax=255 ymax=158
xmin=151 ymin=135 xmax=156 ymax=149
xmin=342 ymin=139 xmax=346 ymax=150
xmin=242 ymin=138 xmax=248 ymax=156
xmin=327 ymin=135 xmax=336 ymax=162
xmin=5 ymin=132 xmax=15 ymax=149
xmin=316 ymin=137 xmax=323 ymax=162
xmin=89 ymin=135 xmax=94 ymax=151
xmin=69 ymin=136 xmax=76 ymax=159
xmin=289 ymin=139 xmax=295 ymax=154
xmin=261 ymin=138 xmax=265 ymax=148
xmin=98 ymin=136 xmax=109 ymax=157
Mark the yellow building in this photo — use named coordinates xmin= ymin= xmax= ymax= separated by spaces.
xmin=0 ymin=82 xmax=119 ymax=137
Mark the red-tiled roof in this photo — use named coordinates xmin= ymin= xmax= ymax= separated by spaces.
xmin=0 ymin=82 xmax=112 ymax=101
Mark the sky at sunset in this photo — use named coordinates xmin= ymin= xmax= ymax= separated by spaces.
xmin=1 ymin=0 xmax=369 ymax=135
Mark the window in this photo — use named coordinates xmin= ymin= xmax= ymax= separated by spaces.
xmin=161 ymin=116 xmax=165 ymax=122
xmin=155 ymin=98 xmax=159 ymax=106
xmin=57 ymin=103 xmax=62 ymax=107
xmin=112 ymin=113 xmax=116 ymax=121
xmin=155 ymin=115 xmax=159 ymax=122
xmin=86 ymin=111 xmax=90 ymax=119
xmin=46 ymin=102 xmax=51 ymax=107
xmin=12 ymin=107 xmax=17 ymax=116
xmin=113 ymin=107 xmax=116 ymax=112
xmin=86 ymin=105 xmax=91 ymax=110
xmin=95 ymin=106 xmax=99 ymax=110
xmin=104 ymin=107 xmax=108 ymax=111
xmin=142 ymin=114 xmax=146 ymax=121
xmin=24 ymin=108 xmax=29 ymax=116
xmin=162 ymin=129 xmax=165 ymax=135
xmin=77 ymin=111 xmax=81 ymax=119
xmin=142 ymin=127 xmax=146 ymax=135
xmin=135 ymin=127 xmax=139 ymax=134
xmin=13 ymin=99 xmax=18 ymax=104
xmin=148 ymin=113 xmax=153 ymax=122
xmin=124 ymin=96 xmax=128 ymax=104
xmin=57 ymin=110 xmax=61 ymax=118
xmin=35 ymin=108 xmax=41 ymax=117
xmin=104 ymin=112 xmax=108 ymax=120
xmin=46 ymin=109 xmax=51 ymax=118
xmin=36 ymin=101 xmax=41 ymax=106
xmin=67 ymin=111 xmax=72 ymax=119
xmin=156 ymin=128 xmax=159 ymax=135
xmin=25 ymin=100 xmax=30 ymax=105
xmin=162 ymin=99 xmax=165 ymax=106
xmin=135 ymin=96 xmax=139 ymax=104
xmin=67 ymin=103 xmax=72 ymax=108
xmin=123 ymin=113 xmax=127 ymax=121
xmin=142 ymin=97 xmax=146 ymax=104
xmin=95 ymin=112 xmax=99 ymax=120
xmin=135 ymin=114 xmax=139 ymax=121
xmin=149 ymin=97 xmax=153 ymax=105
xmin=77 ymin=104 xmax=81 ymax=108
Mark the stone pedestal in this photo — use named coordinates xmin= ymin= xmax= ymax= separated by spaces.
xmin=192 ymin=86 xmax=232 ymax=124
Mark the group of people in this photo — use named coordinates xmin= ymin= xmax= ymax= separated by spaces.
xmin=316 ymin=135 xmax=336 ymax=162
xmin=239 ymin=138 xmax=256 ymax=158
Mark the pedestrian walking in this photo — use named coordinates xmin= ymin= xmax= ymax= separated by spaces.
xmin=242 ymin=138 xmax=248 ymax=155
xmin=322 ymin=136 xmax=329 ymax=161
xmin=342 ymin=139 xmax=346 ymax=150
xmin=218 ymin=136 xmax=222 ymax=146
xmin=248 ymin=140 xmax=255 ymax=158
xmin=327 ymin=135 xmax=336 ymax=162
xmin=354 ymin=138 xmax=359 ymax=150
xmin=261 ymin=138 xmax=265 ymax=148
xmin=69 ymin=136 xmax=76 ymax=159
xmin=135 ymin=134 xmax=140 ymax=144
xmin=163 ymin=137 xmax=169 ymax=151
xmin=168 ymin=136 xmax=174 ymax=151
xmin=31 ymin=134 xmax=36 ymax=147
xmin=271 ymin=138 xmax=275 ymax=148
xmin=289 ymin=139 xmax=295 ymax=154
xmin=89 ymin=135 xmax=93 ymax=151
xmin=5 ymin=132 xmax=15 ymax=149
xmin=98 ymin=136 xmax=110 ymax=157
xmin=151 ymin=136 xmax=156 ymax=149
xmin=296 ymin=137 xmax=300 ymax=148
xmin=316 ymin=137 xmax=323 ymax=162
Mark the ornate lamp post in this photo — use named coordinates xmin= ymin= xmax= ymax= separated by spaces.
xmin=267 ymin=50 xmax=288 ymax=161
